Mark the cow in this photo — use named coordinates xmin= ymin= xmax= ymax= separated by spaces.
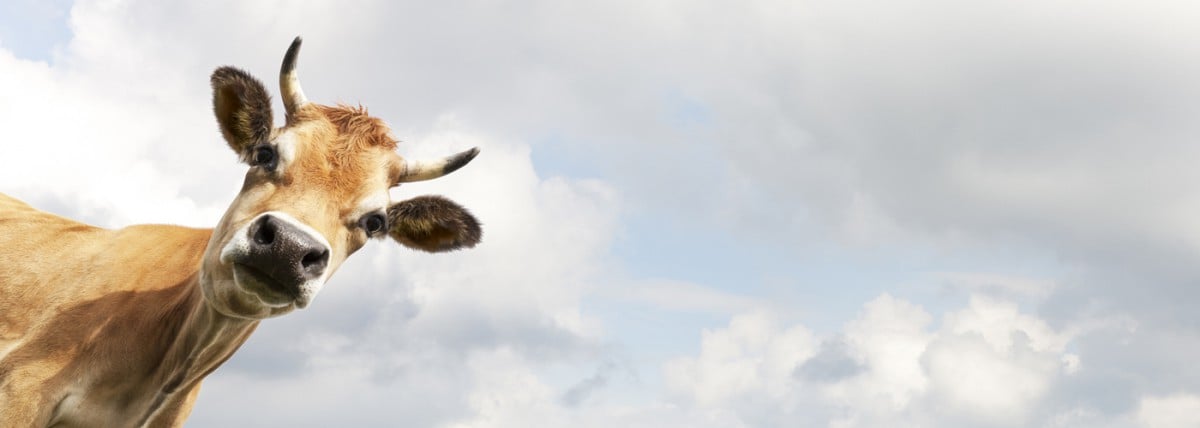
xmin=0 ymin=37 xmax=483 ymax=427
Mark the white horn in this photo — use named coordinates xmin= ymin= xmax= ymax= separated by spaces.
xmin=280 ymin=36 xmax=309 ymax=118
xmin=396 ymin=147 xmax=481 ymax=183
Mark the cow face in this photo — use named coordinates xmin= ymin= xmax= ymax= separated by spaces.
xmin=199 ymin=38 xmax=482 ymax=319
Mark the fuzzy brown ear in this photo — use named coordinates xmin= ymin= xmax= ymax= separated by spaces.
xmin=212 ymin=66 xmax=274 ymax=157
xmin=388 ymin=195 xmax=482 ymax=253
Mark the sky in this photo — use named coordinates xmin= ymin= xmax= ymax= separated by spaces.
xmin=2 ymin=0 xmax=1200 ymax=427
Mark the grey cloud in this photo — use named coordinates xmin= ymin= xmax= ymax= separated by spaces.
xmin=560 ymin=360 xmax=625 ymax=407
xmin=795 ymin=336 xmax=864 ymax=383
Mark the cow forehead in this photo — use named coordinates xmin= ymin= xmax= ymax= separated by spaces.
xmin=281 ymin=104 xmax=400 ymax=199
xmin=305 ymin=104 xmax=399 ymax=153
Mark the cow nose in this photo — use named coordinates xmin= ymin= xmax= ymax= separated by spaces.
xmin=242 ymin=215 xmax=330 ymax=297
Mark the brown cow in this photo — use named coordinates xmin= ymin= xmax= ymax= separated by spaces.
xmin=0 ymin=37 xmax=482 ymax=427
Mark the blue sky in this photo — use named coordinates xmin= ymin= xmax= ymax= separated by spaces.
xmin=2 ymin=1 xmax=1200 ymax=427
xmin=0 ymin=0 xmax=71 ymax=62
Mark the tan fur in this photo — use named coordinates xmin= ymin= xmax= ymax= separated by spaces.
xmin=288 ymin=104 xmax=398 ymax=197
xmin=0 ymin=40 xmax=481 ymax=427
xmin=0 ymin=194 xmax=250 ymax=427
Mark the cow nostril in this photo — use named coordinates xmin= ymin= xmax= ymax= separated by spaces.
xmin=252 ymin=217 xmax=276 ymax=246
xmin=301 ymin=248 xmax=329 ymax=274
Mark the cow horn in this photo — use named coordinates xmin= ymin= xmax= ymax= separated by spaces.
xmin=280 ymin=36 xmax=309 ymax=118
xmin=395 ymin=147 xmax=481 ymax=183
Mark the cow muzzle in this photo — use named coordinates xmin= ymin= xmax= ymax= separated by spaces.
xmin=221 ymin=212 xmax=331 ymax=308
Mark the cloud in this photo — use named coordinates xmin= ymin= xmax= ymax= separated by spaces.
xmin=931 ymin=272 xmax=1057 ymax=299
xmin=1136 ymin=394 xmax=1200 ymax=428
xmin=658 ymin=293 xmax=1097 ymax=427
xmin=656 ymin=312 xmax=819 ymax=427
xmin=560 ymin=360 xmax=622 ymax=408
xmin=795 ymin=337 xmax=864 ymax=383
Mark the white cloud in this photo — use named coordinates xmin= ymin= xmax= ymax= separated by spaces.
xmin=941 ymin=295 xmax=1071 ymax=354
xmin=383 ymin=120 xmax=619 ymax=350
xmin=664 ymin=312 xmax=817 ymax=408
xmin=0 ymin=3 xmax=241 ymax=228
xmin=922 ymin=333 xmax=1059 ymax=425
xmin=449 ymin=348 xmax=583 ymax=428
xmin=658 ymin=293 xmax=1101 ymax=427
xmin=1136 ymin=394 xmax=1200 ymax=428
xmin=838 ymin=294 xmax=933 ymax=411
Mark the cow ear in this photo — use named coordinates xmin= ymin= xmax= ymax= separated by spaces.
xmin=212 ymin=66 xmax=274 ymax=158
xmin=388 ymin=195 xmax=482 ymax=253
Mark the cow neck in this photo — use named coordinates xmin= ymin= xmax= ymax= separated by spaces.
xmin=154 ymin=274 xmax=259 ymax=396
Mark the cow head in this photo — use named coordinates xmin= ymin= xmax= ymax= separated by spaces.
xmin=199 ymin=37 xmax=481 ymax=319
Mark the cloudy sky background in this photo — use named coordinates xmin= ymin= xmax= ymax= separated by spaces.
xmin=2 ymin=0 xmax=1200 ymax=426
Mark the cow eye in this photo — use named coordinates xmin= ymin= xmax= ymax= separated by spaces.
xmin=251 ymin=145 xmax=278 ymax=169
xmin=360 ymin=213 xmax=387 ymax=236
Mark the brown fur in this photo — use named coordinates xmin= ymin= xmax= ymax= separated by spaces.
xmin=389 ymin=195 xmax=482 ymax=252
xmin=211 ymin=67 xmax=273 ymax=157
